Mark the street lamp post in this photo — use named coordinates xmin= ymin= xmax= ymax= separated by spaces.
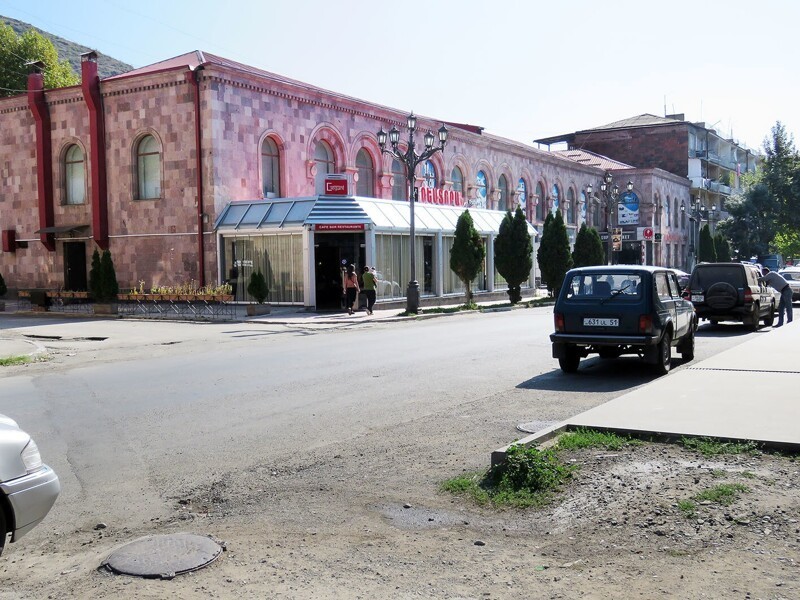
xmin=595 ymin=171 xmax=633 ymax=265
xmin=377 ymin=112 xmax=448 ymax=313
xmin=682 ymin=199 xmax=716 ymax=268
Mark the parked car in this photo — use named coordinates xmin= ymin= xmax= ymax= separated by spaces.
xmin=670 ymin=268 xmax=690 ymax=289
xmin=550 ymin=266 xmax=696 ymax=375
xmin=0 ymin=414 xmax=60 ymax=555
xmin=685 ymin=262 xmax=775 ymax=330
xmin=778 ymin=267 xmax=800 ymax=302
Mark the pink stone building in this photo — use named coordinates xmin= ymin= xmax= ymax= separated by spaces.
xmin=0 ymin=50 xmax=691 ymax=308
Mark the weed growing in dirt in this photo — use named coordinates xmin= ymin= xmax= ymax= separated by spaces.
xmin=680 ymin=437 xmax=760 ymax=457
xmin=556 ymin=428 xmax=641 ymax=451
xmin=0 ymin=355 xmax=32 ymax=366
xmin=442 ymin=444 xmax=574 ymax=508
xmin=678 ymin=499 xmax=697 ymax=518
xmin=740 ymin=471 xmax=756 ymax=479
xmin=694 ymin=483 xmax=749 ymax=506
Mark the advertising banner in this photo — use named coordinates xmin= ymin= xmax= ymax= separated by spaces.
xmin=617 ymin=191 xmax=640 ymax=225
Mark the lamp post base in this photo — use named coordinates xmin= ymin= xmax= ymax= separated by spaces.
xmin=406 ymin=280 xmax=420 ymax=314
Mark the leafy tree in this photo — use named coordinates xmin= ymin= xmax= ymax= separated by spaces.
xmin=717 ymin=182 xmax=779 ymax=259
xmin=494 ymin=206 xmax=533 ymax=304
xmin=99 ymin=250 xmax=119 ymax=302
xmin=0 ymin=23 xmax=78 ymax=98
xmin=762 ymin=122 xmax=800 ymax=229
xmin=0 ymin=272 xmax=7 ymax=298
xmin=450 ymin=210 xmax=485 ymax=305
xmin=714 ymin=232 xmax=732 ymax=262
xmin=88 ymin=249 xmax=102 ymax=300
xmin=537 ymin=210 xmax=572 ymax=296
xmin=247 ymin=271 xmax=269 ymax=303
xmin=572 ymin=223 xmax=605 ymax=267
xmin=697 ymin=224 xmax=716 ymax=263
xmin=773 ymin=227 xmax=800 ymax=261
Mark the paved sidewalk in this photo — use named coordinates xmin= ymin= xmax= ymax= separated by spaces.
xmin=494 ymin=321 xmax=800 ymax=464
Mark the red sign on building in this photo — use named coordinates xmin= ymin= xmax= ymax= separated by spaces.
xmin=315 ymin=223 xmax=365 ymax=232
xmin=417 ymin=186 xmax=464 ymax=206
xmin=323 ymin=177 xmax=349 ymax=196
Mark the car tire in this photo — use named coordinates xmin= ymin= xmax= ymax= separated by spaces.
xmin=558 ymin=346 xmax=580 ymax=373
xmin=747 ymin=304 xmax=760 ymax=332
xmin=0 ymin=504 xmax=5 ymax=556
xmin=763 ymin=303 xmax=775 ymax=327
xmin=677 ymin=328 xmax=695 ymax=362
xmin=654 ymin=331 xmax=672 ymax=375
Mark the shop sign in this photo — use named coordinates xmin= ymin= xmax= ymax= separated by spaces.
xmin=315 ymin=223 xmax=365 ymax=232
xmin=417 ymin=186 xmax=464 ymax=206
xmin=617 ymin=191 xmax=640 ymax=225
xmin=637 ymin=227 xmax=654 ymax=241
xmin=323 ymin=176 xmax=349 ymax=196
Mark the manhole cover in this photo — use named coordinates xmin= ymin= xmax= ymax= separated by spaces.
xmin=102 ymin=533 xmax=222 ymax=579
xmin=517 ymin=420 xmax=558 ymax=434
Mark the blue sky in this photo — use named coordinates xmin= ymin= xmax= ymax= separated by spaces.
xmin=2 ymin=0 xmax=797 ymax=153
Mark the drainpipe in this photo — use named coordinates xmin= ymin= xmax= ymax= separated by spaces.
xmin=26 ymin=62 xmax=55 ymax=251
xmin=80 ymin=52 xmax=109 ymax=249
xmin=188 ymin=66 xmax=206 ymax=286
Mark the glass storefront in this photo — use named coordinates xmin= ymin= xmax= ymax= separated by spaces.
xmin=374 ymin=233 xmax=435 ymax=300
xmin=222 ymin=234 xmax=303 ymax=303
xmin=443 ymin=235 xmax=487 ymax=295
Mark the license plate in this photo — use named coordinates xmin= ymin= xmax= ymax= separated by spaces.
xmin=691 ymin=294 xmax=704 ymax=303
xmin=583 ymin=318 xmax=618 ymax=327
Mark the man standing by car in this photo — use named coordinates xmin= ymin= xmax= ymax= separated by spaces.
xmin=762 ymin=267 xmax=793 ymax=327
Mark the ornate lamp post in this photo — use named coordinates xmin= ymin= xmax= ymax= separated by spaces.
xmin=595 ymin=171 xmax=633 ymax=265
xmin=682 ymin=199 xmax=716 ymax=268
xmin=377 ymin=113 xmax=448 ymax=313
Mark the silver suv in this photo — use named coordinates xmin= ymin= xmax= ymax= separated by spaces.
xmin=685 ymin=262 xmax=775 ymax=330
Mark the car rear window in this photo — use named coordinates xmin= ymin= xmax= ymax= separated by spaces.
xmin=564 ymin=273 xmax=643 ymax=301
xmin=691 ymin=266 xmax=745 ymax=289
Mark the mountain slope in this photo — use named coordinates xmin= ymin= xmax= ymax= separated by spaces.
xmin=1 ymin=15 xmax=133 ymax=79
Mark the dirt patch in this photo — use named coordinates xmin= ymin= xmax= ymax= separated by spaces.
xmin=6 ymin=439 xmax=798 ymax=599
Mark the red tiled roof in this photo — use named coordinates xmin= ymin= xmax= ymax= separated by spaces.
xmin=552 ymin=149 xmax=634 ymax=171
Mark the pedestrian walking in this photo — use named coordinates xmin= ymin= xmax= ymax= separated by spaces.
xmin=762 ymin=267 xmax=793 ymax=327
xmin=343 ymin=264 xmax=359 ymax=315
xmin=362 ymin=266 xmax=377 ymax=315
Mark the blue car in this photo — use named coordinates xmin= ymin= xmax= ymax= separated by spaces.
xmin=550 ymin=266 xmax=696 ymax=374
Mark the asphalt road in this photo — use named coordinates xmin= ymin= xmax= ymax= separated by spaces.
xmin=0 ymin=308 xmax=754 ymax=541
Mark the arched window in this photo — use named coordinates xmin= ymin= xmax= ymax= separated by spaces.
xmin=476 ymin=170 xmax=488 ymax=209
xmin=551 ymin=184 xmax=560 ymax=214
xmin=593 ymin=199 xmax=601 ymax=227
xmin=422 ymin=160 xmax=437 ymax=189
xmin=517 ymin=178 xmax=527 ymax=212
xmin=681 ymin=202 xmax=686 ymax=229
xmin=674 ymin=198 xmax=680 ymax=228
xmin=261 ymin=137 xmax=281 ymax=197
xmin=566 ymin=188 xmax=576 ymax=224
xmin=136 ymin=135 xmax=161 ymax=199
xmin=391 ymin=159 xmax=406 ymax=200
xmin=580 ymin=190 xmax=587 ymax=224
xmin=451 ymin=167 xmax=464 ymax=195
xmin=535 ymin=182 xmax=545 ymax=221
xmin=355 ymin=148 xmax=374 ymax=197
xmin=665 ymin=196 xmax=671 ymax=228
xmin=654 ymin=195 xmax=661 ymax=227
xmin=314 ymin=141 xmax=335 ymax=194
xmin=65 ymin=144 xmax=86 ymax=205
xmin=498 ymin=175 xmax=509 ymax=211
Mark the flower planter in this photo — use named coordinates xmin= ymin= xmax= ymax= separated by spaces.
xmin=246 ymin=304 xmax=271 ymax=316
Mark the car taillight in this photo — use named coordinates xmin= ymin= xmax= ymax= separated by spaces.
xmin=639 ymin=314 xmax=653 ymax=334
xmin=554 ymin=313 xmax=565 ymax=332
xmin=744 ymin=288 xmax=753 ymax=303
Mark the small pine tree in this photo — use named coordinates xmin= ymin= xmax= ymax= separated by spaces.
xmin=89 ymin=249 xmax=103 ymax=300
xmin=537 ymin=210 xmax=573 ymax=296
xmin=698 ymin=224 xmax=717 ymax=263
xmin=247 ymin=271 xmax=269 ymax=303
xmin=714 ymin=232 xmax=732 ymax=262
xmin=450 ymin=210 xmax=485 ymax=305
xmin=494 ymin=206 xmax=533 ymax=304
xmin=572 ymin=224 xmax=605 ymax=267
xmin=0 ymin=272 xmax=7 ymax=298
xmin=99 ymin=250 xmax=119 ymax=302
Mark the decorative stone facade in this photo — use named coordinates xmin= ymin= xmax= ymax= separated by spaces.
xmin=0 ymin=51 xmax=693 ymax=291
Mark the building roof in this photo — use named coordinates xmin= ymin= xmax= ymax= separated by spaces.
xmin=534 ymin=113 xmax=687 ymax=146
xmin=552 ymin=149 xmax=634 ymax=171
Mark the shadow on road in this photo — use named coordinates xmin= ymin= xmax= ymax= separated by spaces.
xmin=517 ymin=356 xmax=659 ymax=393
xmin=696 ymin=323 xmax=774 ymax=337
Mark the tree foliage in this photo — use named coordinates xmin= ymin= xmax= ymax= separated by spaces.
xmin=697 ymin=224 xmax=717 ymax=263
xmin=571 ymin=223 xmax=605 ymax=267
xmin=714 ymin=232 xmax=732 ymax=262
xmin=717 ymin=182 xmax=779 ymax=259
xmin=536 ymin=210 xmax=572 ymax=296
xmin=773 ymin=228 xmax=800 ymax=261
xmin=0 ymin=23 xmax=79 ymax=97
xmin=450 ymin=210 xmax=485 ymax=304
xmin=89 ymin=249 xmax=119 ymax=302
xmin=88 ymin=249 xmax=102 ymax=300
xmin=247 ymin=271 xmax=269 ymax=303
xmin=763 ymin=122 xmax=800 ymax=229
xmin=494 ymin=207 xmax=533 ymax=304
